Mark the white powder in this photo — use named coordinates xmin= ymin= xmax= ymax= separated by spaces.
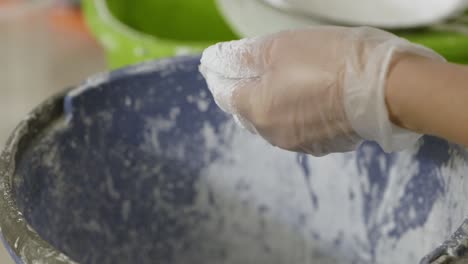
xmin=157 ymin=116 xmax=468 ymax=263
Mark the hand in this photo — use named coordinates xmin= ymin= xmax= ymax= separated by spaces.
xmin=200 ymin=26 xmax=444 ymax=156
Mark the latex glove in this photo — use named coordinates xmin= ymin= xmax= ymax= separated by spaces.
xmin=199 ymin=26 xmax=444 ymax=156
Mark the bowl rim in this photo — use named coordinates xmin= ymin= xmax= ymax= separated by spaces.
xmin=85 ymin=0 xmax=236 ymax=48
xmin=0 ymin=90 xmax=77 ymax=264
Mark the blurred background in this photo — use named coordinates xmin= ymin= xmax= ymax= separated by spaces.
xmin=0 ymin=1 xmax=105 ymax=262
xmin=0 ymin=0 xmax=106 ymax=147
xmin=0 ymin=0 xmax=467 ymax=262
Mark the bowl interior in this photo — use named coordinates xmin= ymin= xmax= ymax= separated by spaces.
xmin=105 ymin=0 xmax=238 ymax=42
xmin=10 ymin=57 xmax=468 ymax=264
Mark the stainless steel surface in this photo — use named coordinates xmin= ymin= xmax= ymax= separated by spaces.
xmin=0 ymin=2 xmax=106 ymax=261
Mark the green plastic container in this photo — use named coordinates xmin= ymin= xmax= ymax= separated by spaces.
xmin=396 ymin=18 xmax=468 ymax=65
xmin=83 ymin=0 xmax=238 ymax=68
xmin=84 ymin=0 xmax=468 ymax=68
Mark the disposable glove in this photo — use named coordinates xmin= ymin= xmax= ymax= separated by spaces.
xmin=199 ymin=26 xmax=444 ymax=156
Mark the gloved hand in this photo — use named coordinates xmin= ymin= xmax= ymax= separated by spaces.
xmin=199 ymin=26 xmax=444 ymax=156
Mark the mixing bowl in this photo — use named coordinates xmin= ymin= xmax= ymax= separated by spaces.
xmin=0 ymin=56 xmax=467 ymax=264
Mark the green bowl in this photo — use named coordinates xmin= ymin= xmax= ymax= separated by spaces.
xmin=83 ymin=0 xmax=468 ymax=68
xmin=395 ymin=14 xmax=468 ymax=65
xmin=83 ymin=0 xmax=238 ymax=68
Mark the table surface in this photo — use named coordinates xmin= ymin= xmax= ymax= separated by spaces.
xmin=0 ymin=20 xmax=106 ymax=263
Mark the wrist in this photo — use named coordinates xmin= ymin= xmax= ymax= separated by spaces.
xmin=385 ymin=53 xmax=435 ymax=134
